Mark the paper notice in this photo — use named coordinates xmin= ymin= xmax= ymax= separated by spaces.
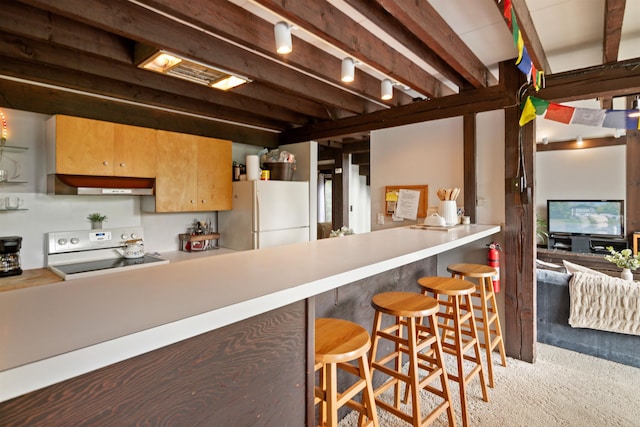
xmin=394 ymin=189 xmax=420 ymax=220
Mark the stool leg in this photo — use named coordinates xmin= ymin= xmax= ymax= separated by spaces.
xmin=358 ymin=352 xmax=379 ymax=427
xmin=427 ymin=311 xmax=457 ymax=427
xmin=485 ymin=277 xmax=507 ymax=368
xmin=326 ymin=362 xmax=339 ymax=427
xmin=406 ymin=317 xmax=421 ymax=427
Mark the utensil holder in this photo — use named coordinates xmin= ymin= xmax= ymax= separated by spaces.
xmin=439 ymin=200 xmax=458 ymax=226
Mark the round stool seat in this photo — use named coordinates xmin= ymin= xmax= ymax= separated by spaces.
xmin=315 ymin=318 xmax=370 ymax=364
xmin=371 ymin=291 xmax=438 ymax=318
xmin=447 ymin=262 xmax=496 ymax=278
xmin=418 ymin=276 xmax=475 ymax=296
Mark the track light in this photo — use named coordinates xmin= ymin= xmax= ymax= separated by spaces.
xmin=542 ymin=137 xmax=548 ymax=145
xmin=576 ymin=136 xmax=583 ymax=146
xmin=381 ymin=79 xmax=393 ymax=100
xmin=274 ymin=22 xmax=292 ymax=54
xmin=341 ymin=57 xmax=355 ymax=83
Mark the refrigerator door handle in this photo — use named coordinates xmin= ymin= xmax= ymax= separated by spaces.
xmin=255 ymin=189 xmax=260 ymax=249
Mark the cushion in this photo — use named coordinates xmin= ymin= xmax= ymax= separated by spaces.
xmin=536 ymin=259 xmax=566 ymax=273
xmin=562 ymin=260 xmax=609 ymax=277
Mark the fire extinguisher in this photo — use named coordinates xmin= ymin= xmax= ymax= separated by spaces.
xmin=487 ymin=242 xmax=501 ymax=293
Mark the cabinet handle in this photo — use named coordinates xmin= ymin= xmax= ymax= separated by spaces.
xmin=119 ymin=163 xmax=125 ymax=167
xmin=201 ymin=200 xmax=206 ymax=203
xmin=190 ymin=200 xmax=195 ymax=204
xmin=103 ymin=161 xmax=109 ymax=166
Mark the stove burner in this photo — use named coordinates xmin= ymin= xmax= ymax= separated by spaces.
xmin=52 ymin=255 xmax=166 ymax=276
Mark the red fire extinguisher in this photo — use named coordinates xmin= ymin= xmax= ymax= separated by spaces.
xmin=487 ymin=242 xmax=501 ymax=293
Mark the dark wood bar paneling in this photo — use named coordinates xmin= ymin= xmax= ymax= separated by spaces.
xmin=0 ymin=301 xmax=307 ymax=427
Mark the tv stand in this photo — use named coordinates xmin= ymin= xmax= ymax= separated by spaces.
xmin=547 ymin=234 xmax=628 ymax=254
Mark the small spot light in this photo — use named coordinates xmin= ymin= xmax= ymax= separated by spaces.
xmin=381 ymin=79 xmax=393 ymax=100
xmin=341 ymin=57 xmax=355 ymax=83
xmin=542 ymin=137 xmax=548 ymax=145
xmin=274 ymin=22 xmax=292 ymax=54
xmin=577 ymin=136 xmax=583 ymax=146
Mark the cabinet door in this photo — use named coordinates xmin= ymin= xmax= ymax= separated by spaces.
xmin=113 ymin=124 xmax=156 ymax=177
xmin=154 ymin=131 xmax=198 ymax=212
xmin=55 ymin=115 xmax=115 ymax=175
xmin=197 ymin=137 xmax=232 ymax=211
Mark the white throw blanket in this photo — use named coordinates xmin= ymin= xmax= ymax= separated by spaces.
xmin=568 ymin=271 xmax=640 ymax=336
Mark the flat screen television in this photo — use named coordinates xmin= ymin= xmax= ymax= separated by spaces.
xmin=547 ymin=200 xmax=624 ymax=238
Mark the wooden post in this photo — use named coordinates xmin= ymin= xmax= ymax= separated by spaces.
xmin=463 ymin=114 xmax=477 ymax=222
xmin=501 ymin=61 xmax=537 ymax=363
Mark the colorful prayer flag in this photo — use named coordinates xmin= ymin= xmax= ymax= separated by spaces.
xmin=544 ymin=103 xmax=575 ymax=124
xmin=519 ymin=96 xmax=549 ymax=126
xmin=571 ymin=108 xmax=606 ymax=127
xmin=602 ymin=110 xmax=630 ymax=129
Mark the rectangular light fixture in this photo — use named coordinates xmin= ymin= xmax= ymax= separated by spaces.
xmin=137 ymin=49 xmax=249 ymax=91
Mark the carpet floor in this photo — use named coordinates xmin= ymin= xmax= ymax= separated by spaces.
xmin=339 ymin=343 xmax=640 ymax=426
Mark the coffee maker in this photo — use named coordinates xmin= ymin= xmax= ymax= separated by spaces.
xmin=0 ymin=236 xmax=22 ymax=277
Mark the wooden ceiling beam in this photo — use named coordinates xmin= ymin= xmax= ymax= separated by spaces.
xmin=0 ymin=33 xmax=307 ymax=128
xmin=342 ymin=141 xmax=370 ymax=154
xmin=280 ymin=84 xmax=510 ymax=143
xmin=342 ymin=0 xmax=468 ymax=89
xmin=18 ymin=0 xmax=376 ymax=115
xmin=351 ymin=152 xmax=369 ymax=165
xmin=252 ymin=0 xmax=455 ymax=98
xmin=495 ymin=0 xmax=551 ymax=74
xmin=0 ymin=78 xmax=279 ymax=146
xmin=136 ymin=0 xmax=413 ymax=107
xmin=535 ymin=57 xmax=640 ymax=102
xmin=603 ymin=0 xmax=626 ymax=64
xmin=373 ymin=0 xmax=497 ymax=87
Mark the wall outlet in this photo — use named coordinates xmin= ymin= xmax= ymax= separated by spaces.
xmin=377 ymin=213 xmax=385 ymax=225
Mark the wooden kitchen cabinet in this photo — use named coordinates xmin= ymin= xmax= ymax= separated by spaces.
xmin=150 ymin=130 xmax=231 ymax=212
xmin=47 ymin=115 xmax=156 ymax=177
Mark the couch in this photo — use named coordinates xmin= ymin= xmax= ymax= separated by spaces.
xmin=536 ymin=268 xmax=640 ymax=368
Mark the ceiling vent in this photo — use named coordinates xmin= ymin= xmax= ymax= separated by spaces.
xmin=135 ymin=44 xmax=250 ymax=91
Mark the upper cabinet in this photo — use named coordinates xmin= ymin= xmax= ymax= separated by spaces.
xmin=46 ymin=115 xmax=156 ymax=177
xmin=148 ymin=130 xmax=232 ymax=212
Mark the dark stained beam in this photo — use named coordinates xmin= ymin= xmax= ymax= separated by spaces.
xmin=603 ymin=0 xmax=626 ymax=63
xmin=463 ymin=114 xmax=477 ymax=222
xmin=0 ymin=78 xmax=279 ymax=146
xmin=342 ymin=140 xmax=370 ymax=154
xmin=494 ymin=0 xmax=551 ymax=74
xmin=280 ymin=85 xmax=510 ymax=143
xmin=252 ymin=0 xmax=455 ymax=98
xmin=351 ymin=152 xmax=369 ymax=166
xmin=374 ymin=0 xmax=497 ymax=87
xmin=535 ymin=57 xmax=640 ymax=102
xmin=19 ymin=0 xmax=375 ymax=115
xmin=136 ymin=0 xmax=413 ymax=107
xmin=535 ymin=135 xmax=624 ymax=151
xmin=342 ymin=0 xmax=468 ymax=89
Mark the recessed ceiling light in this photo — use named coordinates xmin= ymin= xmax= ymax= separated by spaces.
xmin=211 ymin=76 xmax=248 ymax=91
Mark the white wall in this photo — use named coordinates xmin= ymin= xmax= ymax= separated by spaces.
xmin=371 ymin=116 xmax=465 ymax=230
xmin=535 ymin=145 xmax=626 ymax=219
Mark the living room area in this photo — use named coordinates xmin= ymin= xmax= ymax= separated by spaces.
xmin=533 ymin=99 xmax=639 ymax=368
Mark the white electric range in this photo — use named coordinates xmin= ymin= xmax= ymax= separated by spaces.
xmin=47 ymin=226 xmax=168 ymax=280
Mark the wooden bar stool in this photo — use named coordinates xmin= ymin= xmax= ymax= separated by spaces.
xmin=314 ymin=317 xmax=379 ymax=427
xmin=447 ymin=263 xmax=507 ymax=388
xmin=417 ymin=277 xmax=489 ymax=427
xmin=369 ymin=291 xmax=455 ymax=427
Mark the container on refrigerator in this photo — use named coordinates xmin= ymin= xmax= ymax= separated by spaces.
xmin=218 ymin=180 xmax=310 ymax=250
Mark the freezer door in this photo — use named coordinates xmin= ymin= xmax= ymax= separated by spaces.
xmin=255 ymin=181 xmax=310 ymax=232
xmin=255 ymin=227 xmax=310 ymax=249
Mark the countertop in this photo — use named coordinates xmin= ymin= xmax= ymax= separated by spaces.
xmin=0 ymin=224 xmax=500 ymax=402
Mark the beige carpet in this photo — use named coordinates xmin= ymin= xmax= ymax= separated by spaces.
xmin=339 ymin=343 xmax=640 ymax=426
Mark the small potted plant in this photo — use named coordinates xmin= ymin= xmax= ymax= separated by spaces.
xmin=604 ymin=246 xmax=640 ymax=281
xmin=87 ymin=213 xmax=108 ymax=229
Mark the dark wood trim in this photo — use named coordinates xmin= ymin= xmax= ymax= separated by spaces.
xmin=627 ymin=130 xmax=640 ymax=239
xmin=463 ymin=113 xmax=477 ymax=222
xmin=0 ymin=301 xmax=307 ymax=426
xmin=536 ymin=135 xmax=625 ymax=151
xmin=503 ymin=64 xmax=536 ymax=363
xmin=603 ymin=0 xmax=626 ymax=64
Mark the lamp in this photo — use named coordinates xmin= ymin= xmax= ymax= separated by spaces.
xmin=341 ymin=57 xmax=355 ymax=83
xmin=381 ymin=79 xmax=393 ymax=100
xmin=274 ymin=22 xmax=292 ymax=54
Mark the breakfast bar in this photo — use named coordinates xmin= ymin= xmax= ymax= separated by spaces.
xmin=0 ymin=224 xmax=499 ymax=425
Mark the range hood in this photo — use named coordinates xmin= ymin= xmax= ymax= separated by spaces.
xmin=47 ymin=174 xmax=155 ymax=196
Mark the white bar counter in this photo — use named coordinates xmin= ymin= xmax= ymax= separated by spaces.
xmin=0 ymin=224 xmax=499 ymax=402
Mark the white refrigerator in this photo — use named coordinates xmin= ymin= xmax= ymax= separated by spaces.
xmin=218 ymin=180 xmax=310 ymax=250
